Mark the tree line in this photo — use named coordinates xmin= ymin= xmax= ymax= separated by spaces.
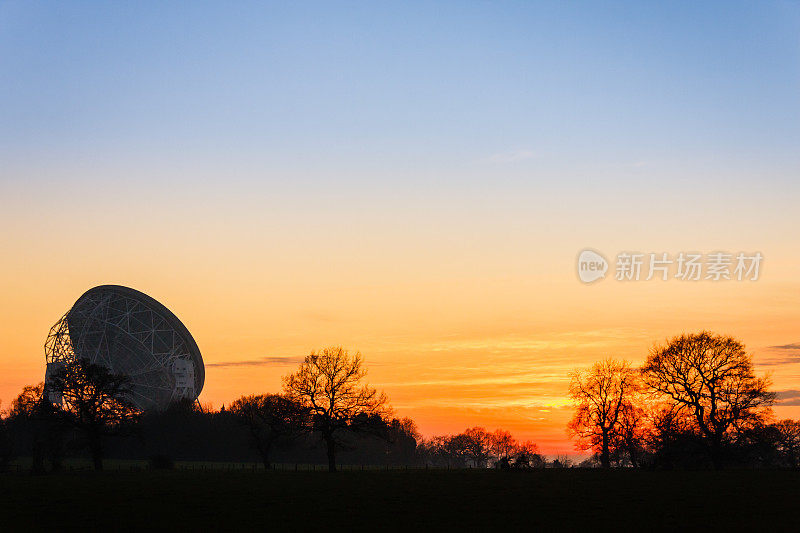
xmin=0 ymin=346 xmax=544 ymax=473
xmin=2 ymin=331 xmax=798 ymax=473
xmin=568 ymin=331 xmax=800 ymax=469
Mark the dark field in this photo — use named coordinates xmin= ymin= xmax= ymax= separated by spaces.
xmin=2 ymin=469 xmax=799 ymax=531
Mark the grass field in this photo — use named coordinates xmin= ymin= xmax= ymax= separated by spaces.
xmin=2 ymin=469 xmax=799 ymax=531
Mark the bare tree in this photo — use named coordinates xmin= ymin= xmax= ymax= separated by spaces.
xmin=641 ymin=331 xmax=775 ymax=468
xmin=48 ymin=358 xmax=140 ymax=470
xmin=229 ymin=394 xmax=308 ymax=469
xmin=490 ymin=429 xmax=517 ymax=460
xmin=419 ymin=430 xmax=542 ymax=469
xmin=772 ymin=420 xmax=800 ymax=467
xmin=436 ymin=430 xmax=491 ymax=468
xmin=614 ymin=399 xmax=649 ymax=468
xmin=568 ymin=358 xmax=641 ymax=468
xmin=0 ymin=400 xmax=11 ymax=472
xmin=8 ymin=383 xmax=67 ymax=472
xmin=442 ymin=434 xmax=471 ymax=467
xmin=462 ymin=427 xmax=492 ymax=467
xmin=395 ymin=417 xmax=421 ymax=443
xmin=512 ymin=441 xmax=545 ymax=469
xmin=282 ymin=346 xmax=389 ymax=472
xmin=8 ymin=385 xmax=43 ymax=420
xmin=551 ymin=454 xmax=574 ymax=468
xmin=383 ymin=417 xmax=420 ymax=465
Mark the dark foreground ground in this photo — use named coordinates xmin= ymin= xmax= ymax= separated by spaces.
xmin=2 ymin=468 xmax=799 ymax=531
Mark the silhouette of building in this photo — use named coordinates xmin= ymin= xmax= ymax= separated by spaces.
xmin=44 ymin=285 xmax=204 ymax=410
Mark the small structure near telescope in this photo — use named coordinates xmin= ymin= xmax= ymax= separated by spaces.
xmin=44 ymin=285 xmax=204 ymax=411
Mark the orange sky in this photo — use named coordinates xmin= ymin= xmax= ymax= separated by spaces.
xmin=2 ymin=222 xmax=799 ymax=454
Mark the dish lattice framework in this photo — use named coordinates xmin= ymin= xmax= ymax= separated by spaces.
xmin=44 ymin=286 xmax=202 ymax=411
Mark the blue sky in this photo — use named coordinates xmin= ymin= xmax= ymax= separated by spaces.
xmin=2 ymin=1 xmax=798 ymax=189
xmin=2 ymin=1 xmax=799 ymax=279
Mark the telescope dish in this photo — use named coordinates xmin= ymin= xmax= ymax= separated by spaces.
xmin=44 ymin=285 xmax=204 ymax=410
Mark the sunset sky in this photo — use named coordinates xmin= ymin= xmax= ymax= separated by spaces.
xmin=1 ymin=2 xmax=799 ymax=454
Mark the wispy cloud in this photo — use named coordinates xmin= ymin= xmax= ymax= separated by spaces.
xmin=207 ymin=355 xmax=391 ymax=368
xmin=483 ymin=149 xmax=537 ymax=163
xmin=206 ymin=356 xmax=303 ymax=368
xmin=756 ymin=342 xmax=800 ymax=367
xmin=776 ymin=389 xmax=800 ymax=406
xmin=770 ymin=343 xmax=800 ymax=351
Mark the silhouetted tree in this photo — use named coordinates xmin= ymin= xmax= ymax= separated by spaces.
xmin=443 ymin=433 xmax=472 ymax=467
xmin=461 ymin=427 xmax=492 ymax=467
xmin=0 ymin=401 xmax=12 ymax=472
xmin=490 ymin=429 xmax=517 ymax=460
xmin=384 ymin=417 xmax=420 ymax=465
xmin=48 ymin=359 xmax=140 ymax=470
xmin=576 ymin=456 xmax=600 ymax=468
xmin=736 ymin=419 xmax=800 ymax=468
xmin=568 ymin=358 xmax=641 ymax=468
xmin=8 ymin=385 xmax=43 ymax=420
xmin=7 ymin=383 xmax=67 ymax=472
xmin=771 ymin=420 xmax=800 ymax=467
xmin=551 ymin=454 xmax=573 ymax=468
xmin=283 ymin=346 xmax=390 ymax=472
xmin=128 ymin=399 xmax=249 ymax=464
xmin=420 ymin=428 xmax=535 ymax=469
xmin=613 ymin=390 xmax=650 ymax=468
xmin=645 ymin=403 xmax=705 ymax=468
xmin=394 ymin=417 xmax=421 ymax=442
xmin=642 ymin=331 xmax=775 ymax=469
xmin=417 ymin=436 xmax=458 ymax=467
xmin=229 ymin=394 xmax=308 ymax=469
xmin=512 ymin=441 xmax=544 ymax=469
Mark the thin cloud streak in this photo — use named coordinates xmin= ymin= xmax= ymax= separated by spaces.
xmin=207 ymin=355 xmax=392 ymax=368
xmin=206 ymin=356 xmax=303 ymax=368
xmin=776 ymin=389 xmax=800 ymax=406
xmin=770 ymin=343 xmax=800 ymax=350
xmin=756 ymin=342 xmax=800 ymax=367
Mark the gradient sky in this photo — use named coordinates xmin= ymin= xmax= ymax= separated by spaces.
xmin=1 ymin=1 xmax=799 ymax=453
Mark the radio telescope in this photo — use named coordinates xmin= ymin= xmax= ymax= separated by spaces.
xmin=44 ymin=285 xmax=204 ymax=411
